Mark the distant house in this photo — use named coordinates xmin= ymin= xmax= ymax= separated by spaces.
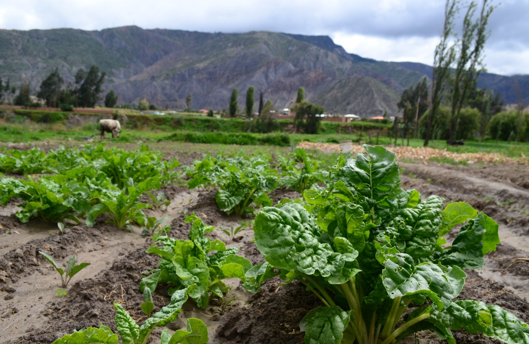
xmin=371 ymin=116 xmax=385 ymax=120
xmin=199 ymin=109 xmax=209 ymax=114
xmin=344 ymin=114 xmax=360 ymax=122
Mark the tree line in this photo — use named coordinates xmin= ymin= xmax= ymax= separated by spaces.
xmin=0 ymin=66 xmax=119 ymax=110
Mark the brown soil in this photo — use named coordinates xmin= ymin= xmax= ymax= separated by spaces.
xmin=1 ymin=156 xmax=528 ymax=344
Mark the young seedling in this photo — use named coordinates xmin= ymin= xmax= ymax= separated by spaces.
xmin=56 ymin=289 xmax=67 ymax=298
xmin=57 ymin=222 xmax=65 ymax=235
xmin=141 ymin=287 xmax=155 ymax=316
xmin=221 ymin=221 xmax=251 ymax=240
xmin=146 ymin=191 xmax=171 ymax=211
xmin=39 ymin=252 xmax=90 ymax=288
xmin=140 ymin=216 xmax=169 ymax=237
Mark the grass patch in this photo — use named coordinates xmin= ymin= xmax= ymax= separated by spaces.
xmin=429 ymin=156 xmax=469 ymax=166
xmin=159 ymin=131 xmax=291 ymax=147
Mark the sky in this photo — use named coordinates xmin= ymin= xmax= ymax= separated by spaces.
xmin=0 ymin=0 xmax=527 ymax=76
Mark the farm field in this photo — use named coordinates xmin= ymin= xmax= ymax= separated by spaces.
xmin=0 ymin=141 xmax=529 ymax=344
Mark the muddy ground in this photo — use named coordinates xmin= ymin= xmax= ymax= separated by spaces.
xmin=1 ymin=155 xmax=528 ymax=344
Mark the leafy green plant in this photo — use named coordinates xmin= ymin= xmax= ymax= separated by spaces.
xmin=187 ymin=154 xmax=277 ymax=216
xmin=139 ymin=216 xmax=169 ymax=237
xmin=56 ymin=289 xmax=67 ymax=298
xmin=0 ymin=176 xmax=91 ymax=224
xmin=141 ymin=214 xmax=253 ymax=308
xmin=52 ymin=286 xmax=208 ymax=344
xmin=280 ymin=148 xmax=328 ymax=193
xmin=87 ymin=177 xmax=159 ymax=230
xmin=220 ymin=221 xmax=251 ymax=240
xmin=253 ymin=145 xmax=528 ymax=344
xmin=141 ymin=287 xmax=154 ymax=316
xmin=214 ymin=158 xmax=277 ymax=216
xmin=146 ymin=191 xmax=170 ymax=210
xmin=39 ymin=252 xmax=90 ymax=288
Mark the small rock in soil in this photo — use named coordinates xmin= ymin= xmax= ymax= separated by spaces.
xmin=4 ymin=294 xmax=14 ymax=300
xmin=4 ymin=286 xmax=16 ymax=293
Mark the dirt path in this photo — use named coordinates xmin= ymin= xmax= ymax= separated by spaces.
xmin=0 ymin=187 xmax=199 ymax=344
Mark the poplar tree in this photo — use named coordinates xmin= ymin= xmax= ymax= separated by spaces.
xmin=245 ymin=86 xmax=255 ymax=118
xmin=296 ymin=87 xmax=305 ymax=103
xmin=424 ymin=0 xmax=458 ymax=147
xmin=229 ymin=88 xmax=238 ymax=117
xmin=447 ymin=0 xmax=495 ymax=143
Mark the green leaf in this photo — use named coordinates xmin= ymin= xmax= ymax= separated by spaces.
xmin=138 ymin=287 xmax=190 ymax=343
xmin=39 ymin=251 xmax=63 ymax=275
xmin=300 ymin=306 xmax=351 ymax=344
xmin=338 ymin=145 xmax=400 ymax=202
xmin=440 ymin=202 xmax=478 ymax=236
xmin=166 ymin=318 xmax=209 ymax=344
xmin=485 ymin=305 xmax=529 ymax=344
xmin=141 ymin=288 xmax=154 ymax=315
xmin=114 ymin=303 xmax=140 ymax=344
xmin=215 ymin=189 xmax=245 ymax=214
xmin=67 ymin=262 xmax=91 ymax=279
xmin=86 ymin=203 xmax=107 ymax=227
xmin=242 ymin=261 xmax=277 ymax=293
xmin=381 ymin=252 xmax=466 ymax=310
xmin=429 ymin=300 xmax=529 ymax=344
xmin=438 ymin=213 xmax=500 ymax=270
xmin=51 ymin=325 xmax=119 ymax=344
xmin=254 ymin=203 xmax=358 ymax=284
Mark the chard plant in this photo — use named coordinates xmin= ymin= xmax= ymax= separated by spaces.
xmin=220 ymin=221 xmax=251 ymax=241
xmin=0 ymin=176 xmax=91 ymax=224
xmin=214 ymin=159 xmax=277 ymax=216
xmin=39 ymin=252 xmax=90 ymax=288
xmin=86 ymin=176 xmax=160 ymax=230
xmin=146 ymin=191 xmax=171 ymax=210
xmin=141 ymin=214 xmax=254 ymax=308
xmin=52 ymin=286 xmax=208 ymax=344
xmin=187 ymin=154 xmax=277 ymax=216
xmin=253 ymin=145 xmax=529 ymax=344
xmin=280 ymin=148 xmax=328 ymax=193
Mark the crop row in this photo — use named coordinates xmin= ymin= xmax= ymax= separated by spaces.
xmin=0 ymin=144 xmax=180 ymax=230
xmin=1 ymin=144 xmax=528 ymax=344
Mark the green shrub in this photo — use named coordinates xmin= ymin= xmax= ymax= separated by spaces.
xmin=159 ymin=132 xmax=290 ymax=146
xmin=59 ymin=103 xmax=73 ymax=112
xmin=488 ymin=111 xmax=528 ymax=141
xmin=419 ymin=107 xmax=479 ymax=140
xmin=14 ymin=109 xmax=68 ymax=124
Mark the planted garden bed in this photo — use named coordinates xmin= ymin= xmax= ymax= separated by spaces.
xmin=0 ymin=144 xmax=528 ymax=344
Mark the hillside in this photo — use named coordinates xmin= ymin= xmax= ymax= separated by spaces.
xmin=0 ymin=26 xmax=527 ymax=116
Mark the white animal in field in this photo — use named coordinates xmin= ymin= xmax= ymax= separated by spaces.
xmin=99 ymin=119 xmax=121 ymax=139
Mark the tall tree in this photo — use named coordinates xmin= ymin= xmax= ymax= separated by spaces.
xmin=296 ymin=87 xmax=305 ymax=103
xmin=245 ymin=86 xmax=255 ymax=118
xmin=398 ymin=78 xmax=429 ymax=139
xmin=104 ymin=90 xmax=118 ymax=108
xmin=229 ymin=88 xmax=238 ymax=117
xmin=75 ymin=66 xmax=106 ymax=107
xmin=37 ymin=68 xmax=64 ymax=107
xmin=185 ymin=94 xmax=192 ymax=111
xmin=468 ymin=88 xmax=503 ymax=141
xmin=14 ymin=82 xmax=31 ymax=106
xmin=424 ymin=0 xmax=458 ymax=146
xmin=447 ymin=0 xmax=495 ymax=143
xmin=293 ymin=100 xmax=324 ymax=134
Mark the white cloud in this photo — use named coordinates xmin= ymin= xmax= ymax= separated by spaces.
xmin=332 ymin=33 xmax=438 ymax=64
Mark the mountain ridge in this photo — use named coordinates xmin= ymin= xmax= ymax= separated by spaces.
xmin=0 ymin=26 xmax=527 ymax=116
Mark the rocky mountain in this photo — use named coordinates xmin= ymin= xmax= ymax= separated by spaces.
xmin=0 ymin=26 xmax=526 ymax=117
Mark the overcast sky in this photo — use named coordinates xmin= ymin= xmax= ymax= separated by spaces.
xmin=0 ymin=0 xmax=526 ymax=76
